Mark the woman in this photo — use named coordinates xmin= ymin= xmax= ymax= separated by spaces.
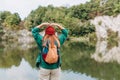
xmin=32 ymin=22 xmax=68 ymax=80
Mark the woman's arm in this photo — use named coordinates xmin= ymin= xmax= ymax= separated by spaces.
xmin=50 ymin=23 xmax=64 ymax=30
xmin=37 ymin=22 xmax=50 ymax=28
xmin=32 ymin=23 xmax=50 ymax=50
xmin=51 ymin=23 xmax=68 ymax=45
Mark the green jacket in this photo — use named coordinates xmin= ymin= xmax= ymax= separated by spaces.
xmin=32 ymin=27 xmax=68 ymax=69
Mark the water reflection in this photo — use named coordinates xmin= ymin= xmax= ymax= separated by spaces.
xmin=0 ymin=58 xmax=38 ymax=80
xmin=61 ymin=71 xmax=96 ymax=80
xmin=0 ymin=58 xmax=96 ymax=80
xmin=1 ymin=40 xmax=120 ymax=80
xmin=0 ymin=40 xmax=97 ymax=80
xmin=91 ymin=40 xmax=120 ymax=64
xmin=0 ymin=41 xmax=38 ymax=68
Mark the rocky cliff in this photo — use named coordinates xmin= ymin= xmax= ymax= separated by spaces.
xmin=91 ymin=14 xmax=120 ymax=40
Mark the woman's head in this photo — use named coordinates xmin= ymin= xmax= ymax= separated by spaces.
xmin=43 ymin=25 xmax=56 ymax=41
xmin=45 ymin=26 xmax=55 ymax=35
xmin=43 ymin=26 xmax=60 ymax=47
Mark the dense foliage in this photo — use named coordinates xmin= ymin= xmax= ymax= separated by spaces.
xmin=0 ymin=0 xmax=120 ymax=36
xmin=24 ymin=5 xmax=95 ymax=36
xmin=0 ymin=11 xmax=21 ymax=30
xmin=24 ymin=0 xmax=120 ymax=36
xmin=1 ymin=40 xmax=120 ymax=80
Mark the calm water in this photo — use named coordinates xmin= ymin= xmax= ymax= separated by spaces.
xmin=0 ymin=40 xmax=120 ymax=80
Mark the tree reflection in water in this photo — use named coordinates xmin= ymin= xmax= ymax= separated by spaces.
xmin=0 ymin=40 xmax=120 ymax=80
xmin=92 ymin=40 xmax=120 ymax=63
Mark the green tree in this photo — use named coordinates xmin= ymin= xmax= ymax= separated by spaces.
xmin=4 ymin=13 xmax=21 ymax=29
xmin=42 ymin=6 xmax=66 ymax=23
xmin=24 ymin=6 xmax=47 ymax=30
xmin=0 ymin=11 xmax=11 ymax=24
xmin=76 ymin=4 xmax=90 ymax=20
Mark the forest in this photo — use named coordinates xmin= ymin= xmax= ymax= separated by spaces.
xmin=0 ymin=0 xmax=120 ymax=37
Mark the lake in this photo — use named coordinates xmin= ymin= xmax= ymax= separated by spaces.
xmin=0 ymin=39 xmax=120 ymax=80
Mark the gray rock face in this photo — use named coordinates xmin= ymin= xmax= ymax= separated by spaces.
xmin=1 ymin=29 xmax=35 ymax=50
xmin=17 ymin=29 xmax=34 ymax=44
xmin=91 ymin=14 xmax=120 ymax=40
xmin=17 ymin=29 xmax=34 ymax=50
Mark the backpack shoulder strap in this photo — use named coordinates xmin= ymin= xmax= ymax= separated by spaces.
xmin=42 ymin=39 xmax=50 ymax=47
xmin=53 ymin=36 xmax=60 ymax=48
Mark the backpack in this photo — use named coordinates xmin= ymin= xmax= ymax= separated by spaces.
xmin=42 ymin=39 xmax=60 ymax=64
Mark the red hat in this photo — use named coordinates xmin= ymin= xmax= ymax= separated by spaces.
xmin=45 ymin=26 xmax=55 ymax=35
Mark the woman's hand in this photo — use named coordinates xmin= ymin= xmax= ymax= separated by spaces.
xmin=50 ymin=23 xmax=64 ymax=29
xmin=37 ymin=22 xmax=50 ymax=28
xmin=50 ymin=23 xmax=58 ymax=26
xmin=41 ymin=22 xmax=50 ymax=26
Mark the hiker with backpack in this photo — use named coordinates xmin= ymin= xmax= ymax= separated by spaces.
xmin=32 ymin=22 xmax=68 ymax=80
